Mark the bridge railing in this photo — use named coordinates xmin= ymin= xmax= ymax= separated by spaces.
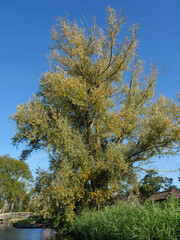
xmin=0 ymin=212 xmax=33 ymax=220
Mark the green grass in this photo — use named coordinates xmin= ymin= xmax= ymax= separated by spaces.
xmin=71 ymin=199 xmax=180 ymax=240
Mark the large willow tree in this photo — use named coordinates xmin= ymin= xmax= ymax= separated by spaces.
xmin=11 ymin=7 xmax=179 ymax=224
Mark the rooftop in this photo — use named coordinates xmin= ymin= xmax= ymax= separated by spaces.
xmin=149 ymin=189 xmax=180 ymax=201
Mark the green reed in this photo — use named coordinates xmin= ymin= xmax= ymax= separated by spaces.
xmin=71 ymin=198 xmax=180 ymax=240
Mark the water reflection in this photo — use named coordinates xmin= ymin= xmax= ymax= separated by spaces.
xmin=0 ymin=223 xmax=71 ymax=240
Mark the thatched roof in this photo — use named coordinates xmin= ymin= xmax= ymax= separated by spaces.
xmin=149 ymin=189 xmax=180 ymax=201
xmin=126 ymin=193 xmax=142 ymax=206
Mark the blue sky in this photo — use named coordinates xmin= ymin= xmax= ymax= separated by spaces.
xmin=0 ymin=0 xmax=179 ymax=187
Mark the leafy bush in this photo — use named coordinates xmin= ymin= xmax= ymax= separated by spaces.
xmin=71 ymin=199 xmax=180 ymax=240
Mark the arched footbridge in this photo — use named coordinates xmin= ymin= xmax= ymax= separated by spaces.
xmin=0 ymin=212 xmax=34 ymax=220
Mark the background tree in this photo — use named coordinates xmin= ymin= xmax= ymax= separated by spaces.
xmin=10 ymin=7 xmax=180 ymax=230
xmin=138 ymin=170 xmax=173 ymax=202
xmin=29 ymin=168 xmax=53 ymax=216
xmin=0 ymin=155 xmax=33 ymax=213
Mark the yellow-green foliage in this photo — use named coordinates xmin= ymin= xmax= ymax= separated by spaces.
xmin=11 ymin=7 xmax=180 ymax=228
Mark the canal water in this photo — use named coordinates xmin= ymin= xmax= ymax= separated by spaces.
xmin=0 ymin=223 xmax=71 ymax=240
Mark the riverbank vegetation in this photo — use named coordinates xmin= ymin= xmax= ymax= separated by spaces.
xmin=71 ymin=197 xmax=180 ymax=240
xmin=10 ymin=6 xmax=180 ymax=235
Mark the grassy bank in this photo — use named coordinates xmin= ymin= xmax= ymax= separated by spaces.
xmin=71 ymin=199 xmax=180 ymax=240
xmin=14 ymin=218 xmax=42 ymax=224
